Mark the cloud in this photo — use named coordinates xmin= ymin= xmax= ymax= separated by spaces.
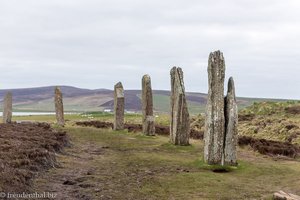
xmin=0 ymin=0 xmax=300 ymax=99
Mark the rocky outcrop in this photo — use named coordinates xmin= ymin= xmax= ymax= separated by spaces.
xmin=170 ymin=67 xmax=190 ymax=145
xmin=142 ymin=75 xmax=155 ymax=136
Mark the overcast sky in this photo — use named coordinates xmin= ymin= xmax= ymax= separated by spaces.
xmin=0 ymin=0 xmax=300 ymax=99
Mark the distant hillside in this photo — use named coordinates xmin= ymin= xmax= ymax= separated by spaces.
xmin=0 ymin=86 xmax=290 ymax=115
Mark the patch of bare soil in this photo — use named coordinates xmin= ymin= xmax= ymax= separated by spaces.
xmin=238 ymin=136 xmax=299 ymax=158
xmin=33 ymin=142 xmax=104 ymax=200
xmin=0 ymin=123 xmax=69 ymax=194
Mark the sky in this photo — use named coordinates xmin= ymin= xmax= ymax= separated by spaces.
xmin=0 ymin=0 xmax=300 ymax=99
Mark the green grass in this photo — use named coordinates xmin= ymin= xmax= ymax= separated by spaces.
xmin=153 ymin=94 xmax=171 ymax=113
xmin=9 ymin=112 xmax=171 ymax=127
xmin=153 ymin=94 xmax=206 ymax=115
xmin=7 ymin=112 xmax=298 ymax=199
xmin=240 ymin=100 xmax=300 ymax=116
xmin=50 ymin=125 xmax=300 ymax=199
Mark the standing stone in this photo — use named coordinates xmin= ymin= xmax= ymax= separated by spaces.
xmin=3 ymin=92 xmax=12 ymax=123
xmin=54 ymin=87 xmax=65 ymax=126
xmin=224 ymin=77 xmax=238 ymax=166
xmin=114 ymin=82 xmax=124 ymax=130
xmin=204 ymin=50 xmax=226 ymax=165
xmin=170 ymin=67 xmax=190 ymax=145
xmin=142 ymin=75 xmax=155 ymax=135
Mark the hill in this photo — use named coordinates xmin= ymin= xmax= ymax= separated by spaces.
xmin=0 ymin=86 xmax=291 ymax=115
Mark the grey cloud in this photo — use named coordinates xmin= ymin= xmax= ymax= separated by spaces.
xmin=0 ymin=0 xmax=300 ymax=99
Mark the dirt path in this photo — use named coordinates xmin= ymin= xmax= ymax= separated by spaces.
xmin=33 ymin=141 xmax=104 ymax=199
xmin=32 ymin=127 xmax=183 ymax=200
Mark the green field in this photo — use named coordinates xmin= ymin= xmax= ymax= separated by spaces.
xmin=2 ymin=88 xmax=292 ymax=115
xmin=29 ymin=120 xmax=300 ymax=199
xmin=3 ymin=109 xmax=297 ymax=199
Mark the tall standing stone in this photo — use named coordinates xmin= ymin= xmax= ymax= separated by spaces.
xmin=224 ymin=77 xmax=238 ymax=166
xmin=3 ymin=92 xmax=12 ymax=124
xmin=114 ymin=82 xmax=124 ymax=130
xmin=204 ymin=50 xmax=226 ymax=165
xmin=142 ymin=75 xmax=155 ymax=135
xmin=54 ymin=87 xmax=65 ymax=126
xmin=170 ymin=67 xmax=190 ymax=145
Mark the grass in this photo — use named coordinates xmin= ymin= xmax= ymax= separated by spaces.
xmin=240 ymin=100 xmax=300 ymax=116
xmin=31 ymin=122 xmax=300 ymax=199
xmin=238 ymin=101 xmax=300 ymax=145
xmin=153 ymin=94 xmax=206 ymax=115
xmin=153 ymin=94 xmax=171 ymax=113
xmin=5 ymin=106 xmax=300 ymax=199
xmin=10 ymin=112 xmax=171 ymax=126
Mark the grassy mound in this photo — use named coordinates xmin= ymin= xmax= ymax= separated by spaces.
xmin=239 ymin=101 xmax=300 ymax=145
xmin=240 ymin=101 xmax=300 ymax=116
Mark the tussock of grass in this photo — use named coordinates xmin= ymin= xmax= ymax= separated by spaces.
xmin=240 ymin=100 xmax=300 ymax=116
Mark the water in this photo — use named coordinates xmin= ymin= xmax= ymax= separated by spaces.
xmin=0 ymin=112 xmax=78 ymax=116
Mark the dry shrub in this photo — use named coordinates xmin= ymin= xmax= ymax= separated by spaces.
xmin=75 ymin=121 xmax=113 ymax=129
xmin=285 ymin=106 xmax=300 ymax=115
xmin=238 ymin=113 xmax=255 ymax=121
xmin=0 ymin=123 xmax=69 ymax=193
xmin=124 ymin=124 xmax=142 ymax=132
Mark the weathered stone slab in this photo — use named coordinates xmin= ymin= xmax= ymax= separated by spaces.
xmin=224 ymin=77 xmax=238 ymax=166
xmin=273 ymin=191 xmax=300 ymax=200
xmin=114 ymin=82 xmax=124 ymax=130
xmin=142 ymin=75 xmax=155 ymax=135
xmin=204 ymin=50 xmax=226 ymax=165
xmin=3 ymin=92 xmax=12 ymax=124
xmin=54 ymin=87 xmax=65 ymax=126
xmin=170 ymin=67 xmax=190 ymax=145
